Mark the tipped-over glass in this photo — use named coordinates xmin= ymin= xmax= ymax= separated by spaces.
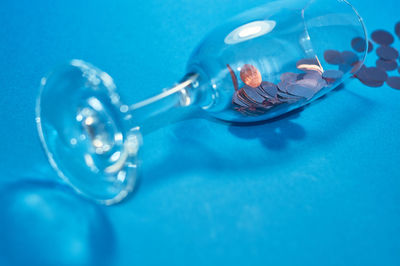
xmin=36 ymin=0 xmax=367 ymax=205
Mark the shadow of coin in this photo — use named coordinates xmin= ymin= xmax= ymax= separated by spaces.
xmin=0 ymin=180 xmax=116 ymax=266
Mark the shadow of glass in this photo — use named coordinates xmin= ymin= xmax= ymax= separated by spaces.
xmin=228 ymin=109 xmax=306 ymax=151
xmin=0 ymin=180 xmax=116 ymax=266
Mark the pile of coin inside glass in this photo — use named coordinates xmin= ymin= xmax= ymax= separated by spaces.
xmin=229 ymin=57 xmax=347 ymax=116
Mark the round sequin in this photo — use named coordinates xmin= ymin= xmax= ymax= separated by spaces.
xmin=371 ymin=30 xmax=394 ymax=46
xmin=386 ymin=76 xmax=400 ymax=90
xmin=376 ymin=46 xmax=399 ymax=60
xmin=351 ymin=37 xmax=367 ymax=52
xmin=376 ymin=59 xmax=398 ymax=71
xmin=324 ymin=50 xmax=343 ymax=64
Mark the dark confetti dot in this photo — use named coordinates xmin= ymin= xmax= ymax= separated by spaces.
xmin=350 ymin=61 xmax=364 ymax=74
xmin=371 ymin=30 xmax=394 ymax=46
xmin=376 ymin=46 xmax=399 ymax=60
xmin=355 ymin=66 xmax=388 ymax=87
xmin=367 ymin=41 xmax=374 ymax=53
xmin=341 ymin=51 xmax=358 ymax=65
xmin=360 ymin=79 xmax=384 ymax=87
xmin=395 ymin=22 xmax=400 ymax=39
xmin=324 ymin=50 xmax=343 ymax=64
xmin=351 ymin=37 xmax=367 ymax=52
xmin=376 ymin=59 xmax=398 ymax=71
xmin=386 ymin=76 xmax=400 ymax=90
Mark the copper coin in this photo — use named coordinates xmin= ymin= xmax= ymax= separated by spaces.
xmin=371 ymin=30 xmax=394 ymax=46
xmin=303 ymin=71 xmax=322 ymax=81
xmin=280 ymin=72 xmax=298 ymax=83
xmin=233 ymin=91 xmax=249 ymax=107
xmin=386 ymin=76 xmax=400 ymax=90
xmin=242 ymin=85 xmax=265 ymax=104
xmin=376 ymin=59 xmax=398 ymax=71
xmin=395 ymin=22 xmax=400 ymax=39
xmin=276 ymin=90 xmax=303 ymax=103
xmin=259 ymin=81 xmax=278 ymax=98
xmin=324 ymin=50 xmax=343 ymax=65
xmin=322 ymin=70 xmax=344 ymax=80
xmin=286 ymin=84 xmax=315 ymax=99
xmin=296 ymin=78 xmax=319 ymax=88
xmin=240 ymin=64 xmax=262 ymax=88
xmin=376 ymin=46 xmax=399 ymax=60
xmin=239 ymin=90 xmax=259 ymax=106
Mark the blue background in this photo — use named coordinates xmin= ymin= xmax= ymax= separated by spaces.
xmin=0 ymin=0 xmax=399 ymax=265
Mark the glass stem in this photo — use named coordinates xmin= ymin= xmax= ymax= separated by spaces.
xmin=125 ymin=73 xmax=201 ymax=135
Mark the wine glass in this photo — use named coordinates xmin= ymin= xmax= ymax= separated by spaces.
xmin=36 ymin=0 xmax=367 ymax=205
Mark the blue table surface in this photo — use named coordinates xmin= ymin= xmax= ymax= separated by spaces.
xmin=0 ymin=0 xmax=399 ymax=265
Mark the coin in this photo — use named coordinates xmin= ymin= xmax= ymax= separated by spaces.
xmin=296 ymin=78 xmax=319 ymax=88
xmin=322 ymin=69 xmax=344 ymax=81
xmin=227 ymin=64 xmax=239 ymax=91
xmin=386 ymin=76 xmax=400 ymax=90
xmin=324 ymin=50 xmax=343 ymax=65
xmin=280 ymin=72 xmax=298 ymax=83
xmin=286 ymin=84 xmax=315 ymax=100
xmin=259 ymin=81 xmax=278 ymax=98
xmin=276 ymin=90 xmax=303 ymax=103
xmin=376 ymin=59 xmax=398 ymax=71
xmin=233 ymin=91 xmax=249 ymax=107
xmin=376 ymin=46 xmax=399 ymax=60
xmin=303 ymin=71 xmax=322 ymax=80
xmin=240 ymin=64 xmax=262 ymax=88
xmin=371 ymin=30 xmax=394 ymax=46
xmin=242 ymin=85 xmax=265 ymax=104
